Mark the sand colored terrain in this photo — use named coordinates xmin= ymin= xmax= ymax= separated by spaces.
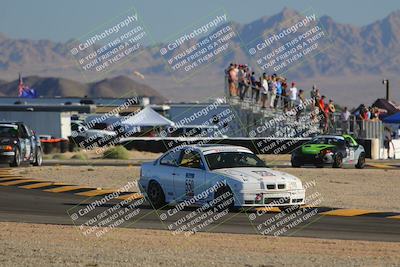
xmin=0 ymin=222 xmax=399 ymax=267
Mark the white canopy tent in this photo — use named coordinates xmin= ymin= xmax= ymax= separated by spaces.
xmin=122 ymin=106 xmax=175 ymax=127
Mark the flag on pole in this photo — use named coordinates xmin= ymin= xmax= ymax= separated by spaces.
xmin=18 ymin=73 xmax=24 ymax=97
xmin=17 ymin=73 xmax=38 ymax=98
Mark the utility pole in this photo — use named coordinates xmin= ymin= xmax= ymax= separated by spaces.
xmin=382 ymin=79 xmax=390 ymax=100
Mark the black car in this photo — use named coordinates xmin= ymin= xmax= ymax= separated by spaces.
xmin=0 ymin=122 xmax=43 ymax=167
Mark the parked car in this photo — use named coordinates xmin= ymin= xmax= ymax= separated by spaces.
xmin=291 ymin=135 xmax=366 ymax=168
xmin=0 ymin=121 xmax=43 ymax=167
xmin=139 ymin=145 xmax=305 ymax=211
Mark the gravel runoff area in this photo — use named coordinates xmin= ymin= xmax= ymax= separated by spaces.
xmin=0 ymin=222 xmax=399 ymax=267
xmin=17 ymin=164 xmax=400 ymax=212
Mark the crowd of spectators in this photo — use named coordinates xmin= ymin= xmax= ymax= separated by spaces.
xmin=225 ymin=63 xmax=339 ymax=133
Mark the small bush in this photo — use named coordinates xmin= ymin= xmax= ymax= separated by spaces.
xmin=102 ymin=145 xmax=130 ymax=160
xmin=71 ymin=153 xmax=89 ymax=160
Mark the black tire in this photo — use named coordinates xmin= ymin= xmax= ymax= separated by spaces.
xmin=147 ymin=181 xmax=166 ymax=209
xmin=10 ymin=148 xmax=21 ymax=167
xmin=291 ymin=158 xmax=301 ymax=168
xmin=355 ymin=152 xmax=365 ymax=169
xmin=332 ymin=153 xmax=343 ymax=168
xmin=213 ymin=186 xmax=235 ymax=211
xmin=279 ymin=205 xmax=300 ymax=213
xmin=33 ymin=147 xmax=43 ymax=166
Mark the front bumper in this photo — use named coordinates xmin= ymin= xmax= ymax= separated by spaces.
xmin=235 ymin=189 xmax=306 ymax=207
xmin=0 ymin=151 xmax=15 ymax=163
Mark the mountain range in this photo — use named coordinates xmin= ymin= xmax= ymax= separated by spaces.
xmin=0 ymin=7 xmax=399 ymax=107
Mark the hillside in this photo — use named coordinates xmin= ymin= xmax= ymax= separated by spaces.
xmin=0 ymin=75 xmax=166 ymax=103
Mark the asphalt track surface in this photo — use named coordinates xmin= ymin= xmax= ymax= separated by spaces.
xmin=0 ymin=186 xmax=399 ymax=242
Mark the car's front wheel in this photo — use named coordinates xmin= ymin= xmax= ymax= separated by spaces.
xmin=332 ymin=153 xmax=343 ymax=168
xmin=291 ymin=158 xmax=301 ymax=168
xmin=355 ymin=152 xmax=365 ymax=169
xmin=213 ymin=185 xmax=235 ymax=211
xmin=10 ymin=148 xmax=21 ymax=167
xmin=33 ymin=147 xmax=43 ymax=166
xmin=147 ymin=181 xmax=166 ymax=209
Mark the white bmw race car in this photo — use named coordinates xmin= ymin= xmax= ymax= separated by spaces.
xmin=139 ymin=145 xmax=305 ymax=211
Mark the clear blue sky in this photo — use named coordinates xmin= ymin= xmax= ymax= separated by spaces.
xmin=0 ymin=0 xmax=399 ymax=42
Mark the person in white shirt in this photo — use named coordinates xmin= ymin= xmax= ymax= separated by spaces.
xmin=340 ymin=106 xmax=351 ymax=134
xmin=269 ymin=78 xmax=277 ymax=109
xmin=261 ymin=73 xmax=268 ymax=109
xmin=289 ymin=82 xmax=297 ymax=109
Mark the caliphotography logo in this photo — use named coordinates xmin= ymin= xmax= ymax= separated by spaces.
xmin=0 ymin=1 xmax=399 ymax=266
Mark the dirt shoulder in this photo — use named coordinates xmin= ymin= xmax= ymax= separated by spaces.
xmin=0 ymin=222 xmax=399 ymax=267
xmin=17 ymin=165 xmax=400 ymax=212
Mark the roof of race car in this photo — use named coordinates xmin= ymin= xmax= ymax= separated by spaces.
xmin=179 ymin=144 xmax=254 ymax=154
xmin=313 ymin=135 xmax=345 ymax=140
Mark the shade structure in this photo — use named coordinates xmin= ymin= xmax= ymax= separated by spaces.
xmin=382 ymin=112 xmax=400 ymax=124
xmin=122 ymin=106 xmax=175 ymax=127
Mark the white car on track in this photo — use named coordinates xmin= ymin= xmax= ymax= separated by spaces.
xmin=139 ymin=145 xmax=305 ymax=211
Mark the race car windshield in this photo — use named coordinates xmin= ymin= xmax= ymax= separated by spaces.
xmin=0 ymin=126 xmax=18 ymax=138
xmin=311 ymin=137 xmax=345 ymax=146
xmin=205 ymin=152 xmax=266 ymax=170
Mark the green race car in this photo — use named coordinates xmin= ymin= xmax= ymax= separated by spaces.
xmin=291 ymin=135 xmax=366 ymax=169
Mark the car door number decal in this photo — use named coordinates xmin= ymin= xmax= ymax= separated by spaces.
xmin=185 ymin=173 xmax=194 ymax=198
xmin=349 ymin=150 xmax=355 ymax=160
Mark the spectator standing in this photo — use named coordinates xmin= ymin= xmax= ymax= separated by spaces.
xmin=318 ymin=95 xmax=327 ymax=132
xmin=240 ymin=66 xmax=250 ymax=100
xmin=328 ymin=99 xmax=336 ymax=130
xmin=261 ymin=73 xmax=268 ymax=109
xmin=250 ymin=71 xmax=259 ymax=103
xmin=228 ymin=64 xmax=238 ymax=96
xmin=269 ymin=77 xmax=277 ymax=109
xmin=274 ymin=78 xmax=282 ymax=108
xmin=295 ymin=89 xmax=306 ymax=122
xmin=311 ymin=87 xmax=320 ymax=120
xmin=237 ymin=65 xmax=245 ymax=99
xmin=289 ymin=82 xmax=298 ymax=109
xmin=340 ymin=107 xmax=351 ymax=134
xmin=384 ymin=126 xmax=394 ymax=159
xmin=281 ymin=80 xmax=288 ymax=112
xmin=324 ymin=101 xmax=331 ymax=133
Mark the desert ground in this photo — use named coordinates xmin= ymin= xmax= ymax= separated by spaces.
xmin=0 ymin=222 xmax=399 ymax=267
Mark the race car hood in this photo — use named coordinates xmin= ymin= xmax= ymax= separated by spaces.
xmin=212 ymin=167 xmax=299 ymax=184
xmin=301 ymin=144 xmax=335 ymax=155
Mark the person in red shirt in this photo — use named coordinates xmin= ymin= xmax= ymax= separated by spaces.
xmin=318 ymin=95 xmax=327 ymax=133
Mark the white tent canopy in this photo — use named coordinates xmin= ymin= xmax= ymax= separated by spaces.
xmin=122 ymin=106 xmax=175 ymax=127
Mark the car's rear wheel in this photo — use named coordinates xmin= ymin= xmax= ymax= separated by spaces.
xmin=33 ymin=148 xmax=43 ymax=166
xmin=355 ymin=152 xmax=365 ymax=169
xmin=10 ymin=148 xmax=21 ymax=167
xmin=332 ymin=153 xmax=343 ymax=168
xmin=213 ymin=185 xmax=235 ymax=211
xmin=147 ymin=181 xmax=166 ymax=209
